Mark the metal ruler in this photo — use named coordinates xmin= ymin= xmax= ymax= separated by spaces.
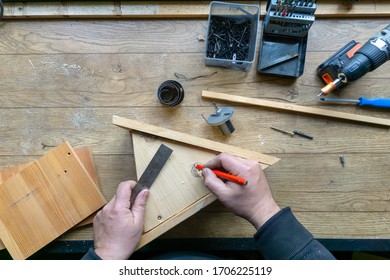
xmin=130 ymin=144 xmax=173 ymax=206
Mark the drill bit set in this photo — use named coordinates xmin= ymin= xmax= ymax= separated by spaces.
xmin=257 ymin=0 xmax=317 ymax=77
xmin=264 ymin=0 xmax=316 ymax=37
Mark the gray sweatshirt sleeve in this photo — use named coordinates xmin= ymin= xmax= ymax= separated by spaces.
xmin=81 ymin=247 xmax=102 ymax=260
xmin=253 ymin=207 xmax=336 ymax=260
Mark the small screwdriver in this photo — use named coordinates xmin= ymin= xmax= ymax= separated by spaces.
xmin=320 ymin=97 xmax=390 ymax=109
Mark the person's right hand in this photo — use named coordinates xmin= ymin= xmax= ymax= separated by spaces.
xmin=202 ymin=153 xmax=280 ymax=230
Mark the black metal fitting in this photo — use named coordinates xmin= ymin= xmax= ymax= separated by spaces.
xmin=157 ymin=80 xmax=185 ymax=107
xmin=205 ymin=103 xmax=235 ymax=136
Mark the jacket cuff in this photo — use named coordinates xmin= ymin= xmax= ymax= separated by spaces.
xmin=253 ymin=207 xmax=314 ymax=259
xmin=81 ymin=247 xmax=102 ymax=260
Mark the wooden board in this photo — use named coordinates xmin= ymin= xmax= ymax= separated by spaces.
xmin=3 ymin=1 xmax=390 ymax=19
xmin=69 ymin=146 xmax=102 ymax=228
xmin=133 ymin=133 xmax=217 ymax=247
xmin=113 ymin=116 xmax=280 ymax=169
xmin=113 ymin=117 xmax=280 ymax=249
xmin=0 ymin=146 xmax=101 ymax=250
xmin=202 ymin=90 xmax=390 ymax=127
xmin=0 ymin=142 xmax=107 ymax=259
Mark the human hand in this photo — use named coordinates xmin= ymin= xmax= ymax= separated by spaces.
xmin=203 ymin=153 xmax=280 ymax=230
xmin=93 ymin=180 xmax=149 ymax=260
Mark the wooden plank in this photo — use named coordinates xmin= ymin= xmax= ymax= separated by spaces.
xmin=202 ymin=91 xmax=390 ymax=127
xmin=0 ymin=146 xmax=101 ymax=250
xmin=0 ymin=142 xmax=106 ymax=259
xmin=113 ymin=115 xmax=280 ymax=168
xmin=61 ymin=211 xmax=390 ymax=240
xmin=161 ymin=211 xmax=390 ymax=239
xmin=69 ymin=147 xmax=101 ymax=227
xmin=0 ymin=106 xmax=387 ymax=159
xmin=3 ymin=1 xmax=390 ymax=19
xmin=1 ymin=20 xmax=389 ymax=55
xmin=133 ymin=133 xmax=215 ymax=232
xmin=1 ymin=107 xmax=389 ymax=157
xmin=132 ymin=133 xmax=218 ymax=248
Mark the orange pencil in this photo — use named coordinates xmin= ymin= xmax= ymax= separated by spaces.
xmin=194 ymin=163 xmax=248 ymax=186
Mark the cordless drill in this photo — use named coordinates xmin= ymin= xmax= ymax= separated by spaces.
xmin=317 ymin=24 xmax=390 ymax=96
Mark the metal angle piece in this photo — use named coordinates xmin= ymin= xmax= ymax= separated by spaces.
xmin=130 ymin=144 xmax=173 ymax=206
xmin=259 ymin=52 xmax=299 ymax=70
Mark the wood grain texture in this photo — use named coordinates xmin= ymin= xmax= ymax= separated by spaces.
xmin=120 ymin=123 xmax=278 ymax=248
xmin=0 ymin=17 xmax=389 ymax=251
xmin=57 ymin=152 xmax=390 ymax=241
xmin=0 ymin=142 xmax=106 ymax=259
xmin=133 ymin=133 xmax=216 ymax=232
xmin=202 ymin=90 xmax=390 ymax=127
xmin=3 ymin=1 xmax=390 ymax=19
xmin=114 ymin=116 xmax=280 ymax=168
xmin=0 ymin=146 xmax=100 ymax=250
xmin=132 ymin=133 xmax=218 ymax=248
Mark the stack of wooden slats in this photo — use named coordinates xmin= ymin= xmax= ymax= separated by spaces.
xmin=0 ymin=142 xmax=107 ymax=259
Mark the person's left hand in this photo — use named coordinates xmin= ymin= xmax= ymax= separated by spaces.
xmin=93 ymin=180 xmax=149 ymax=260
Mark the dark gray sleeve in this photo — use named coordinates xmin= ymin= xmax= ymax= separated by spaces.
xmin=81 ymin=247 xmax=102 ymax=260
xmin=253 ymin=207 xmax=336 ymax=260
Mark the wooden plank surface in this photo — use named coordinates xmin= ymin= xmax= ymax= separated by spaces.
xmin=0 ymin=15 xmax=389 ymax=255
xmin=3 ymin=1 xmax=390 ymax=19
xmin=132 ymin=132 xmax=217 ymax=233
xmin=202 ymin=90 xmax=390 ymax=127
xmin=0 ymin=146 xmax=101 ymax=250
xmin=132 ymin=132 xmax=217 ymax=248
xmin=114 ymin=116 xmax=280 ymax=168
xmin=0 ymin=142 xmax=106 ymax=259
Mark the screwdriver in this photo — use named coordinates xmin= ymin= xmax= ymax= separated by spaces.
xmin=320 ymin=97 xmax=390 ymax=109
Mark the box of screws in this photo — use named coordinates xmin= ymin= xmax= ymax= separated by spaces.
xmin=205 ymin=1 xmax=260 ymax=72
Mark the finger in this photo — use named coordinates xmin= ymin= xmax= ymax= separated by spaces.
xmin=205 ymin=153 xmax=237 ymax=173
xmin=114 ymin=181 xmax=135 ymax=209
xmin=129 ymin=180 xmax=138 ymax=190
xmin=204 ymin=153 xmax=224 ymax=170
xmin=202 ymin=168 xmax=229 ymax=197
xmin=93 ymin=209 xmax=102 ymax=224
xmin=131 ymin=189 xmax=149 ymax=224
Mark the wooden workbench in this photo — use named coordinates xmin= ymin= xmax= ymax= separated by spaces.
xmin=0 ymin=1 xmax=390 ymax=256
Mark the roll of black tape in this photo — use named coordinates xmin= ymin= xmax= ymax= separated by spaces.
xmin=157 ymin=80 xmax=185 ymax=107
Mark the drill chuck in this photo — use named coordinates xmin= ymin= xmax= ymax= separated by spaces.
xmin=339 ymin=24 xmax=390 ymax=82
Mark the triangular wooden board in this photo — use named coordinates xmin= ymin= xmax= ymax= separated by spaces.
xmin=0 ymin=142 xmax=107 ymax=259
xmin=133 ymin=132 xmax=218 ymax=232
xmin=113 ymin=116 xmax=280 ymax=249
xmin=0 ymin=146 xmax=101 ymax=251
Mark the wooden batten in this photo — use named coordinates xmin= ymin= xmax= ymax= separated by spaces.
xmin=2 ymin=1 xmax=390 ymax=19
xmin=202 ymin=91 xmax=390 ymax=127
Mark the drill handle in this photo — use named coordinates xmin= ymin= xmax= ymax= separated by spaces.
xmin=340 ymin=25 xmax=390 ymax=82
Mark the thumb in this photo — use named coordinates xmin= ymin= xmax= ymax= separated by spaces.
xmin=131 ymin=189 xmax=149 ymax=221
xmin=202 ymin=168 xmax=227 ymax=196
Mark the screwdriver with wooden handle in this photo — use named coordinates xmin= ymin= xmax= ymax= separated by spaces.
xmin=320 ymin=97 xmax=390 ymax=109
